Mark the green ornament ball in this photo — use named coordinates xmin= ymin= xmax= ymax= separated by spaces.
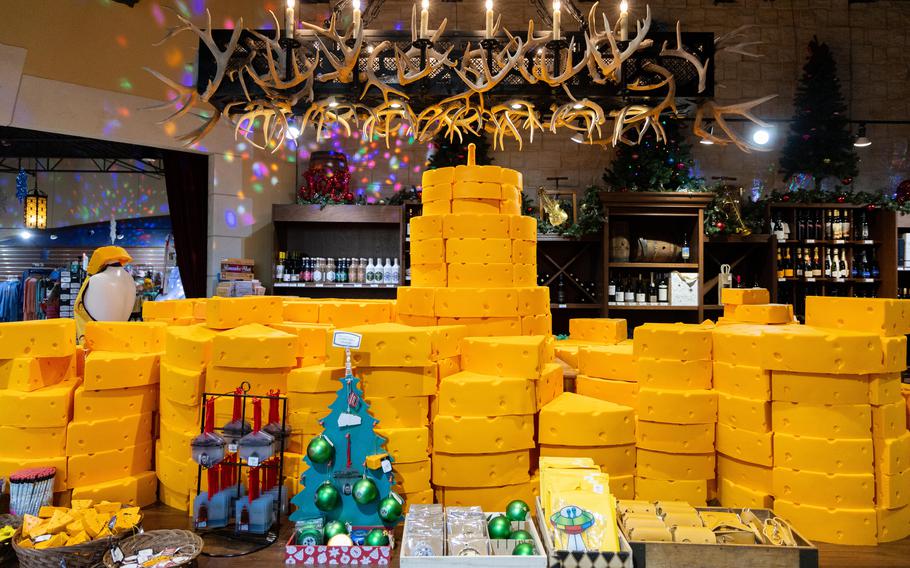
xmin=487 ymin=515 xmax=512 ymax=539
xmin=505 ymin=499 xmax=530 ymax=522
xmin=365 ymin=528 xmax=390 ymax=546
xmin=378 ymin=496 xmax=403 ymax=523
xmin=509 ymin=530 xmax=532 ymax=542
xmin=513 ymin=542 xmax=536 ymax=556
xmin=315 ymin=482 xmax=341 ymax=511
xmin=352 ymin=477 xmax=379 ymax=505
xmin=323 ymin=520 xmax=347 ymax=539
xmin=307 ymin=436 xmax=334 ymax=464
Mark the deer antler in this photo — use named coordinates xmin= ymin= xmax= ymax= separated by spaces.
xmin=233 ymin=100 xmax=292 ymax=152
xmin=533 ymin=36 xmax=589 ymax=94
xmin=660 ymin=21 xmax=709 ymax=93
xmin=360 ymin=41 xmax=409 ymax=102
xmin=486 ymin=100 xmax=543 ymax=150
xmin=393 ymin=6 xmax=454 ymax=85
xmin=693 ymin=94 xmax=777 ymax=152
xmin=172 ymin=9 xmax=244 ymax=102
xmin=586 ymin=2 xmax=652 ymax=84
xmin=549 ymin=99 xmax=606 ymax=142
xmin=301 ymin=13 xmax=363 ymax=83
xmin=512 ymin=20 xmax=554 ymax=85
xmin=715 ymin=25 xmax=763 ymax=59
xmin=245 ymin=11 xmax=320 ymax=98
xmin=451 ymin=34 xmax=523 ymax=93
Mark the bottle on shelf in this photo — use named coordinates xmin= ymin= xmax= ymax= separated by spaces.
xmin=812 ymin=247 xmax=822 ymax=277
xmin=365 ymin=258 xmax=375 ymax=283
xmin=859 ymin=250 xmax=871 ymax=278
xmin=838 ymin=250 xmax=849 ymax=279
xmin=773 ymin=214 xmax=786 ymax=241
xmin=833 ymin=209 xmax=843 ymax=240
xmin=870 ymin=250 xmax=880 ymax=278
xmin=608 ymin=277 xmax=617 ymax=303
xmin=380 ymin=258 xmax=391 ymax=284
xmin=648 ymin=273 xmax=658 ymax=304
xmin=824 ymin=249 xmax=832 ymax=278
xmin=635 ymin=273 xmax=646 ymax=304
xmin=795 ymin=247 xmax=804 ymax=278
xmin=623 ymin=276 xmax=635 ymax=304
xmin=556 ymin=274 xmax=566 ymax=304
xmin=313 ymin=258 xmax=324 ymax=283
xmin=784 ymin=248 xmax=794 ymax=277
xmin=392 ymin=258 xmax=400 ymax=283
xmin=657 ymin=273 xmax=669 ymax=304
xmin=824 ymin=210 xmax=832 ymax=241
xmin=813 ymin=209 xmax=822 ymax=240
xmin=860 ymin=211 xmax=870 ymax=240
xmin=275 ymin=252 xmax=286 ymax=281
xmin=324 ymin=258 xmax=335 ymax=282
xmin=796 ymin=211 xmax=805 ymax=241
xmin=613 ymin=277 xmax=624 ymax=305
xmin=776 ymin=250 xmax=784 ymax=278
xmin=842 ymin=210 xmax=851 ymax=240
xmin=681 ymin=235 xmax=691 ymax=262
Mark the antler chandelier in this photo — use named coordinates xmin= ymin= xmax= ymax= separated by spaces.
xmin=148 ymin=0 xmax=776 ymax=152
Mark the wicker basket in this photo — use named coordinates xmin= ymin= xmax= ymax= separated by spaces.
xmin=101 ymin=530 xmax=203 ymax=568
xmin=12 ymin=512 xmax=142 ymax=568
xmin=0 ymin=514 xmax=22 ymax=566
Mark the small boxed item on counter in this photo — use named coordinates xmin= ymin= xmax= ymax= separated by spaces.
xmin=669 ymin=272 xmax=699 ymax=306
xmin=285 ymin=518 xmax=395 ymax=565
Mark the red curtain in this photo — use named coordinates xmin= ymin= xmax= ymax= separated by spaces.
xmin=163 ymin=150 xmax=209 ymax=298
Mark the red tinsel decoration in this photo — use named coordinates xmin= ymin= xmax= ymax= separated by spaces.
xmin=299 ymin=168 xmax=352 ymax=203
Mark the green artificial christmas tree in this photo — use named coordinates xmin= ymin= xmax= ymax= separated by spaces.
xmin=779 ymin=36 xmax=859 ymax=188
xmin=289 ymin=343 xmax=403 ymax=532
xmin=427 ymin=131 xmax=493 ymax=170
xmin=602 ymin=117 xmax=702 ymax=192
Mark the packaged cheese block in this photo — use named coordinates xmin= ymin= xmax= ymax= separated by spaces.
xmin=159 ymin=396 xmax=201 ymax=432
xmin=0 ymin=320 xmax=73 ymax=360
xmin=437 ymin=316 xmax=520 ymax=337
xmin=282 ymin=301 xmax=320 ymax=323
xmin=718 ymin=477 xmax=773 ymax=509
xmin=880 ymin=335 xmax=908 ymax=373
xmin=610 ymin=474 xmax=635 ymax=500
xmin=806 ymin=296 xmax=910 ymax=337
xmin=287 ymin=410 xmax=326 ymax=434
xmin=142 ymin=299 xmax=194 ymax=321
xmin=158 ymin=483 xmax=190 ymax=512
xmin=578 ymin=344 xmax=636 ymax=382
xmin=268 ymin=322 xmax=331 ymax=363
xmin=437 ymin=356 xmax=460 ymax=381
xmin=411 ymin=215 xmax=443 ymax=239
xmin=522 ymin=314 xmax=552 ymax=336
xmin=553 ymin=343 xmax=581 ymax=368
xmin=500 ymin=198 xmax=520 ymax=215
xmin=67 ymin=441 xmax=153 ymax=488
xmin=211 ymin=324 xmax=296 ymax=369
xmin=411 ymin=264 xmax=447 ymax=287
xmin=773 ymin=499 xmax=877 ymax=545
xmin=772 ymin=370 xmax=869 ymax=405
xmin=760 ymin=325 xmax=886 ymax=374
xmin=0 ymin=425 xmax=66 ymax=458
xmin=716 ymin=423 xmax=773 ymax=466
xmin=538 ymin=362 xmax=564 ymax=408
xmin=510 ymin=215 xmax=536 ymax=240
xmin=636 ymin=448 xmax=715 ymax=481
xmin=717 ymin=455 xmax=772 ymax=493
xmin=731 ymin=304 xmax=792 ymax=325
xmin=461 ymin=336 xmax=545 ymax=378
xmin=443 ymin=214 xmax=511 ymax=238
xmin=287 ymin=392 xmax=335 ymax=414
xmin=163 ymin=325 xmax=217 ymax=372
xmin=638 ymin=388 xmax=717 ymax=425
xmin=874 ymin=431 xmax=910 ymax=476
xmin=711 ymin=325 xmax=763 ymax=367
xmin=287 ymin=365 xmax=345 ymax=394
xmin=422 ymin=183 xmax=452 ymax=202
xmin=500 ymin=169 xmax=522 ymax=188
xmin=83 ymin=351 xmax=160 ymax=391
xmin=870 ymin=373 xmax=903 ymax=406
xmin=436 ymin=288 xmax=519 ymax=318
xmin=205 ymin=296 xmax=283 ymax=329
xmin=437 ymin=481 xmax=535 ymax=511
xmin=432 ymin=450 xmax=530 ymax=487
xmin=539 ymin=392 xmax=635 ymax=446
xmin=773 ymin=433 xmax=873 ymax=474
xmin=0 ymin=355 xmax=76 ymax=392
xmin=636 ymin=421 xmax=715 ymax=455
xmin=375 ymin=427 xmax=429 ymax=463
xmin=512 ymin=240 xmax=536 ymax=264
xmin=358 ymin=366 xmax=435 ymax=397
xmin=633 ymin=323 xmax=713 ymax=361
xmin=877 ymin=504 xmax=910 ymax=543
xmin=438 ymin=372 xmax=535 ymax=416
xmin=366 ymin=396 xmax=429 ymax=427
xmin=873 ymin=401 xmax=908 ymax=439
xmin=721 ymin=288 xmax=770 ymax=305
xmin=771 ymin=401 xmax=870 ymax=439
xmin=773 ymin=468 xmax=874 ymax=509
xmin=638 ymin=358 xmax=712 ymax=390
xmin=397 ymin=288 xmax=437 ymax=317
xmin=517 ymin=287 xmax=549 ymax=317
xmin=635 ymin=477 xmax=707 ymax=505
xmin=453 ymin=181 xmax=500 ymax=199
xmin=575 ymin=375 xmax=638 ymax=409
xmin=423 ymin=200 xmax=450 ymax=215
xmin=206 ymin=365 xmax=289 ymax=395
xmin=718 ymin=393 xmax=771 ymax=433
xmin=432 ymin=415 xmax=535 ymax=454
xmin=447 ymin=263 xmax=514 ymax=288
xmin=396 ymin=314 xmax=438 ymax=327
xmin=156 ymin=443 xmax=196 ymax=493
xmin=411 ymin=238 xmax=445 ymax=264
xmin=403 ymin=489 xmax=435 ymax=511
xmin=0 ymin=380 xmax=77 ymax=427
xmin=66 ymin=413 xmax=154 ymax=456
xmin=71 ymin=471 xmax=157 ymax=508
xmin=425 ymin=325 xmax=470 ymax=361
xmin=73 ymin=385 xmax=156 ymax=422
xmin=452 ymin=199 xmax=500 ymax=215
xmin=454 ymin=164 xmax=502 ymax=183
xmin=84 ymin=322 xmax=167 ymax=354
xmin=513 ymin=264 xmax=537 ymax=287
xmin=423 ymin=166 xmax=454 ymax=186
xmin=877 ymin=468 xmax=910 ymax=509
xmin=393 ymin=459 xmax=431 ymax=493
xmin=321 ymin=300 xmax=394 ymax=327
xmin=569 ymin=318 xmax=627 ymax=344
xmin=714 ymin=362 xmax=769 ymax=401
xmin=336 ymin=323 xmax=434 ymax=367
xmin=0 ymin=455 xmax=67 ymax=492
xmin=539 ymin=444 xmax=635 ymax=475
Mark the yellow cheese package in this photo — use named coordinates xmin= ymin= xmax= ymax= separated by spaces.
xmin=550 ymin=490 xmax=621 ymax=552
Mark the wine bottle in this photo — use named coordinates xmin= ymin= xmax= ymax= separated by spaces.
xmin=862 ymin=212 xmax=870 ymax=240
xmin=624 ymin=276 xmax=635 ymax=303
xmin=777 ymin=250 xmax=784 ymax=278
xmin=658 ymin=273 xmax=669 ymax=304
xmin=557 ymin=274 xmax=566 ymax=303
xmin=614 ymin=278 xmax=624 ymax=304
xmin=842 ymin=210 xmax=851 ymax=240
xmin=797 ymin=211 xmax=805 ymax=241
xmin=773 ymin=215 xmax=785 ymax=241
xmin=784 ymin=248 xmax=794 ymax=277
xmin=681 ymin=235 xmax=691 ymax=261
xmin=814 ymin=209 xmax=822 ymax=240
xmin=871 ymin=250 xmax=880 ymax=278
xmin=608 ymin=277 xmax=616 ymax=303
xmin=825 ymin=249 xmax=832 ymax=278
xmin=795 ymin=248 xmax=804 ymax=277
xmin=812 ymin=247 xmax=822 ymax=277
xmin=648 ymin=273 xmax=658 ymax=304
xmin=635 ymin=273 xmax=646 ymax=304
xmin=860 ymin=250 xmax=871 ymax=278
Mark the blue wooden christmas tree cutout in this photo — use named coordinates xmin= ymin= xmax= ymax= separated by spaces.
xmin=289 ymin=340 xmax=402 ymax=527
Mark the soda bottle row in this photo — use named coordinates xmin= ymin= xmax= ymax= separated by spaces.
xmin=276 ymin=254 xmax=400 ymax=284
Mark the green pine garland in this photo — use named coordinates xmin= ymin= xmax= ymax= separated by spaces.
xmin=529 ymin=186 xmax=605 ymax=237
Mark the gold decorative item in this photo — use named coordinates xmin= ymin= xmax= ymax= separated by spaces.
xmin=538 ymin=188 xmax=570 ymax=227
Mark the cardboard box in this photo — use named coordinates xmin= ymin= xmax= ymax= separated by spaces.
xmin=535 ymin=497 xmax=634 ymax=568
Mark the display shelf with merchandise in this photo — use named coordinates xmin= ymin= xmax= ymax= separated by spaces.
xmin=537 ymin=232 xmax=603 ymax=334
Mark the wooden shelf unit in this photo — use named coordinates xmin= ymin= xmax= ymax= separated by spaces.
xmin=703 ymin=233 xmax=776 ymax=306
xmin=767 ymin=202 xmax=897 ymax=320
xmin=537 ymin=233 xmax=604 ymax=334
xmin=271 ymin=204 xmax=406 ymax=297
xmin=601 ymin=192 xmax=715 ymax=327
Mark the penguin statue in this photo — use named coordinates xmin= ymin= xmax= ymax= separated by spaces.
xmin=74 ymin=246 xmax=136 ymax=343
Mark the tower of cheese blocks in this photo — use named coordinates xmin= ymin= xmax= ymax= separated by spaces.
xmin=0 ymin=320 xmax=79 ymax=496
xmin=538 ymin=392 xmax=636 ymax=499
xmin=713 ymin=288 xmax=780 ymax=510
xmin=574 ymin=318 xmax=637 ymax=410
xmin=71 ymin=321 xmax=161 ymax=506
xmin=432 ymin=336 xmax=556 ymax=510
xmin=632 ymin=323 xmax=717 ymax=505
xmin=397 ymin=144 xmax=551 ymax=337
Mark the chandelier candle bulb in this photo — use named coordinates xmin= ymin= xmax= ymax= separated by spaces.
xmin=420 ymin=0 xmax=429 ymax=39
xmin=353 ymin=0 xmax=362 ymax=36
xmin=552 ymin=0 xmax=561 ymax=40
xmin=619 ymin=0 xmax=629 ymax=41
xmin=485 ymin=0 xmax=494 ymax=39
xmin=285 ymin=0 xmax=295 ymax=38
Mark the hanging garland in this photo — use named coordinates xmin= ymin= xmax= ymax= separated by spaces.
xmin=527 ymin=186 xmax=605 ymax=238
xmin=16 ymin=170 xmax=29 ymax=203
xmin=763 ymin=186 xmax=908 ymax=211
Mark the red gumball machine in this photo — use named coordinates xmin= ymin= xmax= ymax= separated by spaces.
xmin=299 ymin=151 xmax=353 ymax=203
